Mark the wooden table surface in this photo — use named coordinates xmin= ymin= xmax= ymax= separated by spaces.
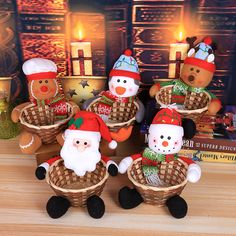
xmin=0 ymin=138 xmax=236 ymax=236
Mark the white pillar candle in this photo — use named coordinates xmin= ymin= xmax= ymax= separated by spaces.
xmin=71 ymin=42 xmax=93 ymax=76
xmin=168 ymin=42 xmax=189 ymax=79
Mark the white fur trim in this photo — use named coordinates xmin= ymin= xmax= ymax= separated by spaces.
xmin=106 ymin=160 xmax=118 ymax=169
xmin=19 ymin=135 xmax=35 ymax=149
xmin=39 ymin=162 xmax=49 ymax=171
xmin=65 ymin=129 xmax=101 ymax=141
xmin=187 ymin=163 xmax=201 ymax=183
xmin=149 ymin=124 xmax=184 ymax=137
xmin=108 ymin=140 xmax=117 ymax=149
xmin=118 ymin=156 xmax=133 ymax=174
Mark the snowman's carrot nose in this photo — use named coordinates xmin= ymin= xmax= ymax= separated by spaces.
xmin=162 ymin=141 xmax=169 ymax=147
xmin=115 ymin=86 xmax=126 ymax=95
xmin=40 ymin=85 xmax=48 ymax=92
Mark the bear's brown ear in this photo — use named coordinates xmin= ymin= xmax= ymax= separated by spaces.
xmin=211 ymin=41 xmax=217 ymax=51
xmin=56 ymin=132 xmax=65 ymax=146
xmin=186 ymin=36 xmax=197 ymax=48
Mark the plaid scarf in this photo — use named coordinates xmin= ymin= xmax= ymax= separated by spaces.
xmin=142 ymin=147 xmax=178 ymax=178
xmin=97 ymin=90 xmax=135 ymax=116
xmin=172 ymin=80 xmax=205 ymax=104
xmin=31 ymin=93 xmax=67 ymax=120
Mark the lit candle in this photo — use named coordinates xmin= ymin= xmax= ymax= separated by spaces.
xmin=71 ymin=25 xmax=93 ymax=76
xmin=168 ymin=31 xmax=189 ymax=79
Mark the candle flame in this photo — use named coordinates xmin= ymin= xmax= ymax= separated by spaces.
xmin=178 ymin=31 xmax=183 ymax=42
xmin=174 ymin=26 xmax=186 ymax=43
xmin=78 ymin=30 xmax=83 ymax=41
xmin=74 ymin=22 xmax=85 ymax=41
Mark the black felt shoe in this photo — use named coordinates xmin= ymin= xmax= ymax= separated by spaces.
xmin=118 ymin=186 xmax=143 ymax=209
xmin=46 ymin=196 xmax=71 ymax=219
xmin=108 ymin=163 xmax=118 ymax=176
xmin=86 ymin=195 xmax=105 ymax=219
xmin=166 ymin=195 xmax=188 ymax=219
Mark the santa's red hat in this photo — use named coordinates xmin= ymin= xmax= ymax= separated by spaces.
xmin=65 ymin=111 xmax=117 ymax=149
xmin=149 ymin=107 xmax=183 ymax=135
xmin=109 ymin=49 xmax=140 ymax=81
xmin=22 ymin=58 xmax=57 ymax=81
xmin=184 ymin=57 xmax=216 ymax=73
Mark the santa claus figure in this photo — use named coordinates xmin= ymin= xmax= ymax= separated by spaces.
xmin=35 ymin=111 xmax=118 ymax=219
xmin=84 ymin=49 xmax=145 ymax=142
xmin=11 ymin=58 xmax=79 ymax=154
xmin=118 ymin=107 xmax=201 ymax=218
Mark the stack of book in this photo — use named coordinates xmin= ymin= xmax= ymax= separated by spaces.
xmin=179 ymin=105 xmax=236 ymax=163
xmin=180 ymin=137 xmax=236 ymax=163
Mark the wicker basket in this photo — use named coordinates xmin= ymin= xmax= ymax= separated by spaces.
xmin=156 ymin=85 xmax=211 ymax=122
xmin=46 ymin=159 xmax=109 ymax=207
xmin=87 ymin=98 xmax=139 ymax=132
xmin=19 ymin=103 xmax=73 ymax=144
xmin=127 ymin=158 xmax=188 ymax=206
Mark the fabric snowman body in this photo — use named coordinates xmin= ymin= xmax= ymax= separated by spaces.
xmin=97 ymin=49 xmax=142 ymax=122
xmin=119 ymin=108 xmax=201 ymax=186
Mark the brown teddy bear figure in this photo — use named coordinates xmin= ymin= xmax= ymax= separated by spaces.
xmin=150 ymin=37 xmax=221 ymax=115
xmin=11 ymin=58 xmax=79 ymax=154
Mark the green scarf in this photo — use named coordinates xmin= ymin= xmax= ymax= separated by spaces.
xmin=172 ymin=79 xmax=205 ymax=95
xmin=142 ymin=147 xmax=178 ymax=177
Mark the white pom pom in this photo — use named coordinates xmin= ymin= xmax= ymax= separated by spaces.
xmin=187 ymin=164 xmax=201 ymax=183
xmin=118 ymin=156 xmax=133 ymax=174
xmin=108 ymin=140 xmax=117 ymax=149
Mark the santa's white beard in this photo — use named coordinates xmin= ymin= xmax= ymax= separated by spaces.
xmin=60 ymin=144 xmax=101 ymax=177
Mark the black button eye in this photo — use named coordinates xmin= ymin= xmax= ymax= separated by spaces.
xmin=39 ymin=80 xmax=42 ymax=84
xmin=196 ymin=69 xmax=200 ymax=73
xmin=190 ymin=68 xmax=194 ymax=71
xmin=117 ymin=79 xmax=120 ymax=82
xmin=167 ymin=136 xmax=171 ymax=140
xmin=45 ymin=80 xmax=48 ymax=83
xmin=76 ymin=141 xmax=80 ymax=144
xmin=160 ymin=135 xmax=164 ymax=139
xmin=123 ymin=80 xmax=127 ymax=83
xmin=84 ymin=142 xmax=87 ymax=145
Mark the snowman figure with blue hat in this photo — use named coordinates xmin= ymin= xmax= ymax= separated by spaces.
xmin=84 ymin=49 xmax=145 ymax=142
